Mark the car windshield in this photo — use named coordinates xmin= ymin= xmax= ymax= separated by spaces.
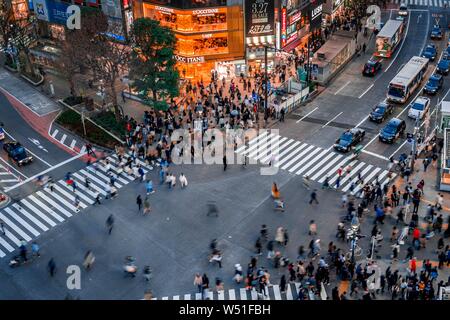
xmin=412 ymin=102 xmax=425 ymax=110
xmin=428 ymin=78 xmax=439 ymax=87
xmin=341 ymin=132 xmax=353 ymax=142
xmin=374 ymin=106 xmax=386 ymax=114
xmin=384 ymin=124 xmax=397 ymax=134
xmin=400 ymin=5 xmax=407 ymax=10
xmin=388 ymin=86 xmax=405 ymax=98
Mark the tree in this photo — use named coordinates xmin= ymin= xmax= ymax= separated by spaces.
xmin=129 ymin=18 xmax=179 ymax=111
xmin=0 ymin=0 xmax=14 ymax=51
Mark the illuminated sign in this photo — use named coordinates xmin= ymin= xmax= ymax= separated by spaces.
xmin=311 ymin=4 xmax=323 ymax=21
xmin=192 ymin=8 xmax=219 ymax=16
xmin=245 ymin=0 xmax=275 ymax=36
xmin=155 ymin=6 xmax=174 ymax=14
xmin=174 ymin=55 xmax=205 ymax=64
xmin=290 ymin=11 xmax=301 ymax=24
xmin=281 ymin=7 xmax=287 ymax=46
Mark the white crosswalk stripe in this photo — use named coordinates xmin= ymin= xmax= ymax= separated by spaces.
xmin=393 ymin=0 xmax=446 ymax=6
xmin=153 ymin=283 xmax=300 ymax=300
xmin=236 ymin=133 xmax=394 ymax=193
xmin=0 ymin=152 xmax=156 ymax=258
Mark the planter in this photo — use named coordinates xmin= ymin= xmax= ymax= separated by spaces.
xmin=4 ymin=65 xmax=18 ymax=73
xmin=21 ymin=72 xmax=44 ymax=86
xmin=0 ymin=193 xmax=10 ymax=209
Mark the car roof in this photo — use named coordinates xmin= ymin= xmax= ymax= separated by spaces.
xmin=414 ymin=96 xmax=430 ymax=104
xmin=376 ymin=101 xmax=389 ymax=108
xmin=426 ymin=44 xmax=436 ymax=49
xmin=387 ymin=118 xmax=403 ymax=125
xmin=430 ymin=73 xmax=442 ymax=80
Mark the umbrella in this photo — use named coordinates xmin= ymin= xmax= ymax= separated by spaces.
xmin=230 ymin=109 xmax=239 ymax=116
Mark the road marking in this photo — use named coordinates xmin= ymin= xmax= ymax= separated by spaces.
xmin=4 ymin=207 xmax=39 ymax=237
xmin=11 ymin=203 xmax=49 ymax=232
xmin=322 ymin=112 xmax=343 ymax=128
xmin=229 ymin=289 xmax=236 ymax=300
xmin=21 ymin=197 xmax=59 ymax=225
xmin=0 ymin=157 xmax=28 ymax=179
xmin=0 ymin=211 xmax=31 ymax=241
xmin=35 ymin=191 xmax=73 ymax=218
xmin=334 ymin=81 xmax=351 ymax=95
xmin=296 ymin=106 xmax=319 ymax=123
xmin=358 ymin=84 xmax=374 ymax=99
xmin=2 ymin=128 xmax=53 ymax=167
xmin=60 ymin=134 xmax=67 ymax=145
xmin=354 ymin=115 xmax=369 ymax=128
xmin=388 ymin=140 xmax=409 ymax=159
xmin=361 ymin=149 xmax=389 ymax=161
xmin=70 ymin=139 xmax=77 ymax=149
xmin=0 ymin=179 xmax=19 ymax=183
xmin=385 ymin=13 xmax=411 ymax=72
xmin=4 ymin=151 xmax=87 ymax=192
xmin=310 ymin=154 xmax=343 ymax=180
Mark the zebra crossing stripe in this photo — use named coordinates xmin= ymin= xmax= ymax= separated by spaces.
xmin=0 ymin=211 xmax=32 ymax=242
xmin=247 ymin=135 xmax=282 ymax=158
xmin=27 ymin=195 xmax=65 ymax=223
xmin=353 ymin=167 xmax=382 ymax=194
xmin=184 ymin=294 xmax=191 ymax=300
xmin=339 ymin=162 xmax=367 ymax=186
xmin=342 ymin=164 xmax=373 ymax=192
xmin=310 ymin=153 xmax=343 ymax=181
xmin=58 ymin=181 xmax=95 ymax=205
xmin=51 ymin=129 xmax=59 ymax=138
xmin=21 ymin=199 xmax=57 ymax=226
xmin=303 ymin=152 xmax=336 ymax=178
xmin=52 ymin=184 xmax=89 ymax=209
xmin=173 ymin=295 xmax=179 ymax=300
xmin=68 ymin=175 xmax=99 ymax=198
xmin=0 ymin=248 xmax=5 ymax=257
xmin=72 ymin=173 xmax=107 ymax=196
xmin=96 ymin=164 xmax=129 ymax=185
xmin=90 ymin=168 xmax=123 ymax=188
xmin=329 ymin=160 xmax=358 ymax=186
xmin=281 ymin=145 xmax=314 ymax=170
xmin=60 ymin=134 xmax=67 ymax=145
xmin=235 ymin=131 xmax=269 ymax=153
xmin=162 ymin=296 xmax=168 ymax=300
xmin=272 ymin=285 xmax=282 ymax=300
xmin=276 ymin=143 xmax=308 ymax=167
xmin=0 ymin=235 xmax=14 ymax=252
xmin=229 ymin=289 xmax=236 ymax=300
xmin=4 ymin=207 xmax=39 ymax=237
xmin=70 ymin=139 xmax=77 ymax=149
xmin=80 ymin=145 xmax=86 ymax=154
xmin=79 ymin=169 xmax=108 ymax=190
xmin=195 ymin=293 xmax=202 ymax=300
xmin=375 ymin=170 xmax=389 ymax=186
xmin=253 ymin=137 xmax=290 ymax=160
xmin=241 ymin=133 xmax=275 ymax=155
xmin=260 ymin=140 xmax=301 ymax=164
xmin=295 ymin=148 xmax=331 ymax=176
xmin=11 ymin=203 xmax=49 ymax=231
xmin=318 ymin=156 xmax=350 ymax=184
xmin=290 ymin=147 xmax=325 ymax=174
xmin=286 ymin=284 xmax=293 ymax=300
xmin=35 ymin=191 xmax=73 ymax=218
xmin=218 ymin=290 xmax=225 ymax=300
xmin=250 ymin=289 xmax=258 ymax=300
xmin=42 ymin=189 xmax=79 ymax=213
xmin=240 ymin=288 xmax=247 ymax=300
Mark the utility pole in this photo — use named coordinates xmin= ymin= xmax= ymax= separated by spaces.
xmin=264 ymin=45 xmax=268 ymax=111
xmin=410 ymin=117 xmax=420 ymax=172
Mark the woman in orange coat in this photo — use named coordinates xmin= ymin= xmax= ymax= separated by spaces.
xmin=272 ymin=182 xmax=280 ymax=199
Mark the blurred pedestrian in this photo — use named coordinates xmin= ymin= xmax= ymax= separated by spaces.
xmin=48 ymin=258 xmax=56 ymax=277
xmin=136 ymin=195 xmax=142 ymax=212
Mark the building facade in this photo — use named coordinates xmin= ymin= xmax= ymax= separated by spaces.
xmin=132 ymin=0 xmax=245 ymax=81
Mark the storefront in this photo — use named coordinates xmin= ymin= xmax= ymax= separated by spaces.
xmin=323 ymin=0 xmax=345 ymax=26
xmin=134 ymin=1 xmax=244 ymax=81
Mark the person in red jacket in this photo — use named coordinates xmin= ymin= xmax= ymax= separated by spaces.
xmin=410 ymin=257 xmax=417 ymax=274
xmin=412 ymin=227 xmax=420 ymax=249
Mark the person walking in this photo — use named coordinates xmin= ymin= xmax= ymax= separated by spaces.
xmin=201 ymin=273 xmax=210 ymax=299
xmin=223 ymin=155 xmax=227 ymax=171
xmin=309 ymin=189 xmax=319 ymax=205
xmin=31 ymin=241 xmax=40 ymax=258
xmin=146 ymin=180 xmax=155 ymax=195
xmin=136 ymin=195 xmax=142 ymax=212
xmin=179 ymin=173 xmax=188 ymax=188
xmin=283 ymin=228 xmax=289 ymax=246
xmin=255 ymin=237 xmax=262 ymax=255
xmin=83 ymin=250 xmax=95 ymax=270
xmin=275 ymin=227 xmax=285 ymax=245
xmin=194 ymin=273 xmax=203 ymax=293
xmin=309 ymin=220 xmax=317 ymax=236
xmin=106 ymin=214 xmax=114 ymax=235
xmin=48 ymin=258 xmax=56 ymax=277
xmin=93 ymin=192 xmax=101 ymax=205
xmin=143 ymin=196 xmax=151 ymax=215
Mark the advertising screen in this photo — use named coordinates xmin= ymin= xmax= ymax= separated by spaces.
xmin=245 ymin=0 xmax=275 ymax=37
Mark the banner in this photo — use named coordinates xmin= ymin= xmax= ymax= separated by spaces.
xmin=46 ymin=1 xmax=71 ymax=25
xmin=245 ymin=0 xmax=275 ymax=37
xmin=310 ymin=0 xmax=324 ymax=31
xmin=33 ymin=0 xmax=49 ymax=21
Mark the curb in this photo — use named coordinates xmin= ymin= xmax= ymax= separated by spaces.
xmin=0 ymin=194 xmax=11 ymax=209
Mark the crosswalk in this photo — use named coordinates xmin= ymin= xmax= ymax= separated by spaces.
xmin=235 ymin=131 xmax=395 ymax=193
xmin=152 ymin=283 xmax=302 ymax=300
xmin=50 ymin=128 xmax=84 ymax=153
xmin=0 ymin=163 xmax=20 ymax=189
xmin=0 ymin=153 xmax=154 ymax=258
xmin=390 ymin=0 xmax=449 ymax=7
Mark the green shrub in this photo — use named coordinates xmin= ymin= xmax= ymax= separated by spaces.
xmin=92 ymin=111 xmax=127 ymax=138
xmin=63 ymin=96 xmax=83 ymax=106
xmin=56 ymin=109 xmax=81 ymax=126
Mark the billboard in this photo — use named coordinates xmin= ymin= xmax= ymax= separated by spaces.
xmin=33 ymin=0 xmax=49 ymax=21
xmin=310 ymin=0 xmax=323 ymax=31
xmin=245 ymin=0 xmax=275 ymax=37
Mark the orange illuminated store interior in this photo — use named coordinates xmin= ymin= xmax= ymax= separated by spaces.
xmin=148 ymin=11 xmax=227 ymax=33
xmin=177 ymin=35 xmax=228 ymax=56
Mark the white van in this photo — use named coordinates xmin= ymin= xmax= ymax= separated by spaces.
xmin=398 ymin=3 xmax=408 ymax=16
xmin=408 ymin=96 xmax=430 ymax=119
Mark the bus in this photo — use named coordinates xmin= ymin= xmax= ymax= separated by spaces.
xmin=374 ymin=19 xmax=404 ymax=58
xmin=387 ymin=56 xmax=429 ymax=103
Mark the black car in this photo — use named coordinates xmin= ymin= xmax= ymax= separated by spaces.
xmin=3 ymin=142 xmax=33 ymax=166
xmin=334 ymin=128 xmax=366 ymax=152
xmin=369 ymin=102 xmax=394 ymax=123
xmin=430 ymin=24 xmax=443 ymax=40
xmin=362 ymin=59 xmax=382 ymax=76
xmin=379 ymin=118 xmax=406 ymax=144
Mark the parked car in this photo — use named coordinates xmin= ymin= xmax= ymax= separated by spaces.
xmin=334 ymin=128 xmax=365 ymax=152
xmin=408 ymin=96 xmax=431 ymax=119
xmin=362 ymin=58 xmax=382 ymax=76
xmin=379 ymin=118 xmax=406 ymax=143
xmin=423 ymin=74 xmax=443 ymax=95
xmin=430 ymin=24 xmax=443 ymax=40
xmin=369 ymin=101 xmax=394 ymax=123
xmin=421 ymin=44 xmax=437 ymax=61
xmin=2 ymin=142 xmax=33 ymax=166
